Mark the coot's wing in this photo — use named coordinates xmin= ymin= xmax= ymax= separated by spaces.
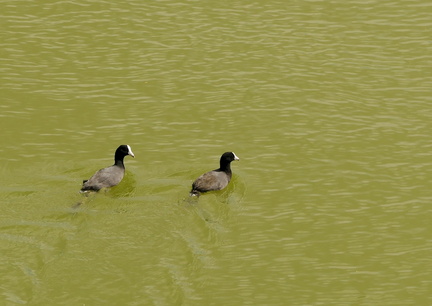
xmin=82 ymin=166 xmax=124 ymax=191
xmin=192 ymin=170 xmax=229 ymax=193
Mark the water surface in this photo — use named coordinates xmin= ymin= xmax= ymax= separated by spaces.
xmin=1 ymin=0 xmax=431 ymax=305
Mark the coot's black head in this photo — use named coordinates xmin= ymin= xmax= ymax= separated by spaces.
xmin=115 ymin=145 xmax=135 ymax=162
xmin=219 ymin=152 xmax=239 ymax=169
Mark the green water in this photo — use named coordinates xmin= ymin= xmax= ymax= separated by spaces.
xmin=1 ymin=0 xmax=431 ymax=305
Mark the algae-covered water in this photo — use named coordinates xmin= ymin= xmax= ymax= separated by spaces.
xmin=1 ymin=0 xmax=431 ymax=304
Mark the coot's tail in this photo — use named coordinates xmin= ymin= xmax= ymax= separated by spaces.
xmin=189 ymin=189 xmax=200 ymax=197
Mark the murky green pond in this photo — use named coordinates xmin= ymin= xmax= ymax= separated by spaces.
xmin=1 ymin=0 xmax=431 ymax=305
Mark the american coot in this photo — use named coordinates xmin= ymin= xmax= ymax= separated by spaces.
xmin=81 ymin=145 xmax=134 ymax=192
xmin=190 ymin=152 xmax=240 ymax=196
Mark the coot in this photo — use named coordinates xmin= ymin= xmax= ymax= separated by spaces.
xmin=81 ymin=145 xmax=134 ymax=192
xmin=190 ymin=152 xmax=239 ymax=196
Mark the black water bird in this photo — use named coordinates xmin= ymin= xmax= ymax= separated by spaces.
xmin=190 ymin=152 xmax=239 ymax=196
xmin=81 ymin=145 xmax=134 ymax=192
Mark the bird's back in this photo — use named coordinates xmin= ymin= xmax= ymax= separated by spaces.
xmin=81 ymin=165 xmax=124 ymax=191
xmin=191 ymin=169 xmax=231 ymax=193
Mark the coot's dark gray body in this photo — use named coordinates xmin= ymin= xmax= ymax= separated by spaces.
xmin=191 ymin=152 xmax=239 ymax=196
xmin=81 ymin=145 xmax=134 ymax=192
